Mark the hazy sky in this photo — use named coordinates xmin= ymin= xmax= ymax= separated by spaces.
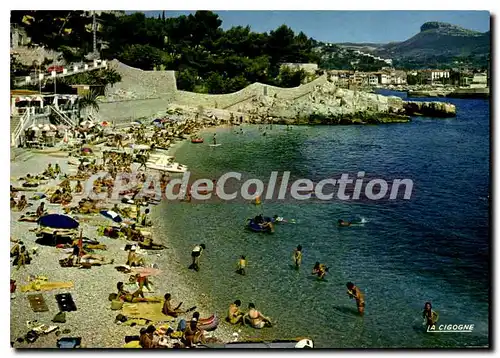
xmin=137 ymin=10 xmax=490 ymax=43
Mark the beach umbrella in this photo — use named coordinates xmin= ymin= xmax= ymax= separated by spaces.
xmin=100 ymin=210 xmax=123 ymax=223
xmin=38 ymin=214 xmax=79 ymax=229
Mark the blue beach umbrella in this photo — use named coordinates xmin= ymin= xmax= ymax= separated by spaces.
xmin=100 ymin=210 xmax=123 ymax=223
xmin=38 ymin=214 xmax=79 ymax=229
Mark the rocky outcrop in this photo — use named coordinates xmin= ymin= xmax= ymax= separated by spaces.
xmin=403 ymin=101 xmax=456 ymax=117
xmin=232 ymin=81 xmax=411 ymax=124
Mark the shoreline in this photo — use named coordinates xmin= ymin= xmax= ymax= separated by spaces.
xmin=10 ymin=125 xmax=239 ymax=348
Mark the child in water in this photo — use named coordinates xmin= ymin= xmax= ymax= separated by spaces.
xmin=293 ymin=245 xmax=302 ymax=268
xmin=236 ymin=255 xmax=247 ymax=275
xmin=312 ymin=262 xmax=328 ymax=279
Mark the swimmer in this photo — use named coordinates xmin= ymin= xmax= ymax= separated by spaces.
xmin=236 ymin=255 xmax=247 ymax=275
xmin=293 ymin=245 xmax=303 ymax=268
xmin=312 ymin=262 xmax=328 ymax=279
xmin=346 ymin=282 xmax=365 ymax=316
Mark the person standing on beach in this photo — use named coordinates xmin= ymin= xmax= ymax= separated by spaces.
xmin=189 ymin=244 xmax=206 ymax=271
xmin=346 ymin=282 xmax=365 ymax=316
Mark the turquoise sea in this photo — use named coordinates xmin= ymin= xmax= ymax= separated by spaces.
xmin=155 ymin=93 xmax=490 ymax=348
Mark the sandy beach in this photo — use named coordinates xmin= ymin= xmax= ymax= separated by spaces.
xmin=10 ymin=124 xmax=239 ymax=348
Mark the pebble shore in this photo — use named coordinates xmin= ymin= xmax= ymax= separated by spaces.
xmin=10 ymin=139 xmax=239 ymax=348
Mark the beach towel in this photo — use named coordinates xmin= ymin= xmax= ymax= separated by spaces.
xmin=122 ymin=301 xmax=175 ymax=322
xmin=28 ymin=294 xmax=49 ymax=312
xmin=123 ymin=340 xmax=142 ymax=348
xmin=21 ymin=281 xmax=74 ymax=293
xmin=131 ymin=267 xmax=162 ymax=277
xmin=55 ymin=293 xmax=77 ymax=312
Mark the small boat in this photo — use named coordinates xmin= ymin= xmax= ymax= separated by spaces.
xmin=191 ymin=138 xmax=204 ymax=143
xmin=247 ymin=217 xmax=274 ymax=233
xmin=146 ymin=162 xmax=188 ymax=173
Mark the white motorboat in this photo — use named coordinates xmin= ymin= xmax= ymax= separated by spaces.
xmin=146 ymin=162 xmax=188 ymax=173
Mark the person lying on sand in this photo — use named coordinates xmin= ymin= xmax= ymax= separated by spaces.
xmin=227 ymin=300 xmax=244 ymax=325
xmin=10 ymin=197 xmax=17 ymax=209
xmin=162 ymin=293 xmax=196 ymax=318
xmin=243 ymin=303 xmax=272 ymax=329
xmin=117 ymin=281 xmax=144 ymax=302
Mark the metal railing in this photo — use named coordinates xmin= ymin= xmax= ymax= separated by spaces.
xmin=11 ymin=110 xmax=32 ymax=147
xmin=13 ymin=61 xmax=108 ymax=87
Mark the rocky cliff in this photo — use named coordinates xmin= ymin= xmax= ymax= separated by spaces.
xmin=232 ymin=81 xmax=456 ymax=124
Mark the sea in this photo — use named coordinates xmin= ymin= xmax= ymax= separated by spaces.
xmin=154 ymin=90 xmax=490 ymax=348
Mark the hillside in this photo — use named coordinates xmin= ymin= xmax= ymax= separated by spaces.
xmin=377 ymin=22 xmax=490 ymax=68
xmin=331 ymin=21 xmax=490 ymax=69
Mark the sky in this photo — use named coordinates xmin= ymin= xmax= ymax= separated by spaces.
xmin=137 ymin=10 xmax=490 ymax=44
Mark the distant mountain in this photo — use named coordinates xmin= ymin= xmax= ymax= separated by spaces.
xmin=334 ymin=22 xmax=490 ymax=69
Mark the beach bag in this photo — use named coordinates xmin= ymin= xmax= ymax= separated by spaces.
xmin=177 ymin=319 xmax=187 ymax=332
xmin=115 ymin=314 xmax=128 ymax=323
xmin=110 ymin=300 xmax=124 ymax=310
xmin=52 ymin=312 xmax=66 ymax=323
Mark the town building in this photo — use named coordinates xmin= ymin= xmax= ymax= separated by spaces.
xmin=420 ymin=69 xmax=450 ymax=84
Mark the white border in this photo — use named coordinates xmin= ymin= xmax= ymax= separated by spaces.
xmin=2 ymin=2 xmax=496 ymax=358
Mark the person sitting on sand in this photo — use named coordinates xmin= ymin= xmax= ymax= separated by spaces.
xmin=10 ymin=241 xmax=23 ymax=257
xmin=293 ymin=245 xmax=303 ymax=268
xmin=189 ymin=244 xmax=206 ymax=271
xmin=227 ymin=300 xmax=244 ymax=325
xmin=74 ymin=180 xmax=83 ymax=194
xmin=50 ymin=190 xmax=62 ymax=204
xmin=162 ymin=293 xmax=196 ymax=318
xmin=236 ymin=255 xmax=247 ymax=276
xmin=54 ymin=163 xmax=61 ymax=176
xmin=347 ymin=282 xmax=365 ymax=316
xmin=61 ymin=188 xmax=72 ymax=205
xmin=35 ymin=202 xmax=46 ymax=218
xmin=140 ymin=326 xmax=158 ymax=349
xmin=44 ymin=163 xmax=55 ymax=178
xmin=183 ymin=317 xmax=205 ymax=347
xmin=10 ymin=197 xmax=17 ymax=209
xmin=13 ymin=245 xmax=31 ymax=270
xmin=312 ymin=262 xmax=328 ymax=279
xmin=126 ymin=246 xmax=145 ymax=267
xmin=117 ymin=281 xmax=144 ymax=302
xmin=16 ymin=195 xmax=28 ymax=211
xmin=243 ymin=303 xmax=272 ymax=329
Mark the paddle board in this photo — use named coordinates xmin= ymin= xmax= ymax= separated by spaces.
xmin=209 ymin=144 xmax=222 ymax=147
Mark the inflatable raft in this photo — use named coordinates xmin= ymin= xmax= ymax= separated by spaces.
xmin=247 ymin=217 xmax=274 ymax=233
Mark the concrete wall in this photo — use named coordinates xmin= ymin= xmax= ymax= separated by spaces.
xmin=98 ymin=97 xmax=173 ymax=123
xmin=174 ymin=75 xmax=328 ymax=110
xmin=103 ymin=60 xmax=328 ymax=122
